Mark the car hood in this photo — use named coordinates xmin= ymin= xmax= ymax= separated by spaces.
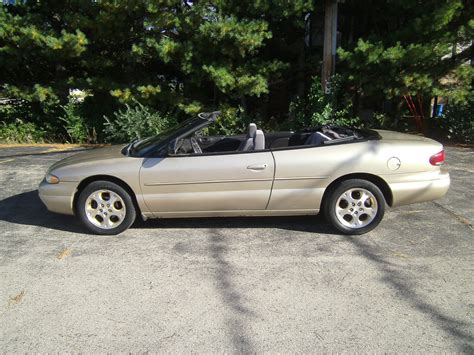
xmin=48 ymin=145 xmax=126 ymax=172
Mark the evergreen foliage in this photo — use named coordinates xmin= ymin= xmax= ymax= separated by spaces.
xmin=0 ymin=0 xmax=472 ymax=143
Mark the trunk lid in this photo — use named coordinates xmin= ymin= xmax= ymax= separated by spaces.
xmin=374 ymin=129 xmax=437 ymax=143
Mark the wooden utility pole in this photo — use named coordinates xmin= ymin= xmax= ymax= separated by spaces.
xmin=321 ymin=0 xmax=338 ymax=92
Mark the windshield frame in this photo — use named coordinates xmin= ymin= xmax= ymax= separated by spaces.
xmin=126 ymin=113 xmax=216 ymax=158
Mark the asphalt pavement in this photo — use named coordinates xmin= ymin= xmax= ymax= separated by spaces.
xmin=0 ymin=145 xmax=472 ymax=352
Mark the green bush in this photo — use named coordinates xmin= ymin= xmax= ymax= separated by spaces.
xmin=371 ymin=112 xmax=392 ymax=129
xmin=104 ymin=103 xmax=177 ymax=143
xmin=289 ymin=75 xmax=362 ymax=129
xmin=0 ymin=100 xmax=67 ymax=142
xmin=370 ymin=111 xmax=415 ymax=132
xmin=0 ymin=119 xmax=46 ymax=143
xmin=59 ymin=100 xmax=96 ymax=144
xmin=439 ymin=98 xmax=474 ymax=144
xmin=0 ymin=102 xmax=22 ymax=122
xmin=203 ymin=106 xmax=243 ymax=136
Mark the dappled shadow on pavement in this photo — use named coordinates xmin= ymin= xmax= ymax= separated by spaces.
xmin=208 ymin=230 xmax=256 ymax=352
xmin=345 ymin=235 xmax=474 ymax=353
xmin=2 ymin=191 xmax=471 ymax=352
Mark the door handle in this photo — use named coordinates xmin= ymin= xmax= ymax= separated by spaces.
xmin=247 ymin=164 xmax=267 ymax=170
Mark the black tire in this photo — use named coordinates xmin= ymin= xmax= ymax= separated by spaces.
xmin=324 ymin=179 xmax=386 ymax=235
xmin=76 ymin=180 xmax=136 ymax=235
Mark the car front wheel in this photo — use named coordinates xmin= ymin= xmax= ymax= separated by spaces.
xmin=324 ymin=179 xmax=386 ymax=235
xmin=76 ymin=181 xmax=136 ymax=235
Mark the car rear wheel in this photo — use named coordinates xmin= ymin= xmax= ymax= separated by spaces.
xmin=324 ymin=179 xmax=386 ymax=235
xmin=76 ymin=181 xmax=136 ymax=235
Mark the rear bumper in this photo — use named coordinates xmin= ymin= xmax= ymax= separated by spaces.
xmin=387 ymin=171 xmax=450 ymax=207
xmin=38 ymin=180 xmax=79 ymax=215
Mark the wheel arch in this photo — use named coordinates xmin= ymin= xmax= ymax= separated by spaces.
xmin=321 ymin=173 xmax=393 ymax=208
xmin=73 ymin=175 xmax=142 ymax=216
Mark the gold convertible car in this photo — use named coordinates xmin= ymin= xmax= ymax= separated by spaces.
xmin=39 ymin=111 xmax=450 ymax=235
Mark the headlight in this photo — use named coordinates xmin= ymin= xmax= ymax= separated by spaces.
xmin=45 ymin=174 xmax=60 ymax=184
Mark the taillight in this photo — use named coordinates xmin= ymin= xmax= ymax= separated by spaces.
xmin=429 ymin=150 xmax=445 ymax=166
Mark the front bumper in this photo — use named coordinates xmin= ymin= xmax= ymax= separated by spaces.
xmin=38 ymin=180 xmax=79 ymax=215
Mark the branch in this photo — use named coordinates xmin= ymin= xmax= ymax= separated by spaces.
xmin=444 ymin=44 xmax=473 ymax=65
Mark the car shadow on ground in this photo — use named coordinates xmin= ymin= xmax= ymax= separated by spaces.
xmin=139 ymin=214 xmax=338 ymax=234
xmin=0 ymin=190 xmax=84 ymax=233
xmin=0 ymin=189 xmax=339 ymax=235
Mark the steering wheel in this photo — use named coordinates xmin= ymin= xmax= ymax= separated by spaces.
xmin=190 ymin=137 xmax=202 ymax=154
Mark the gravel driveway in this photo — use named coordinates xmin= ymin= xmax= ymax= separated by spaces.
xmin=0 ymin=145 xmax=472 ymax=352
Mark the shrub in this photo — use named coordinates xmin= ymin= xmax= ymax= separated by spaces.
xmin=289 ymin=75 xmax=362 ymax=129
xmin=59 ymin=100 xmax=96 ymax=144
xmin=371 ymin=112 xmax=391 ymax=129
xmin=204 ymin=106 xmax=243 ymax=136
xmin=0 ymin=119 xmax=46 ymax=143
xmin=438 ymin=98 xmax=474 ymax=144
xmin=104 ymin=103 xmax=176 ymax=143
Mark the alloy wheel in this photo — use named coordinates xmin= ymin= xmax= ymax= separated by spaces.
xmin=335 ymin=188 xmax=378 ymax=229
xmin=84 ymin=189 xmax=127 ymax=230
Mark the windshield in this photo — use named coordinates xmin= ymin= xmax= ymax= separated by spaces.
xmin=126 ymin=116 xmax=208 ymax=157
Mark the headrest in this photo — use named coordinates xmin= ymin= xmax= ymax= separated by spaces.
xmin=253 ymin=130 xmax=265 ymax=150
xmin=248 ymin=123 xmax=257 ymax=138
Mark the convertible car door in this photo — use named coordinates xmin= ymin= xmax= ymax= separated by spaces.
xmin=139 ymin=152 xmax=275 ymax=214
